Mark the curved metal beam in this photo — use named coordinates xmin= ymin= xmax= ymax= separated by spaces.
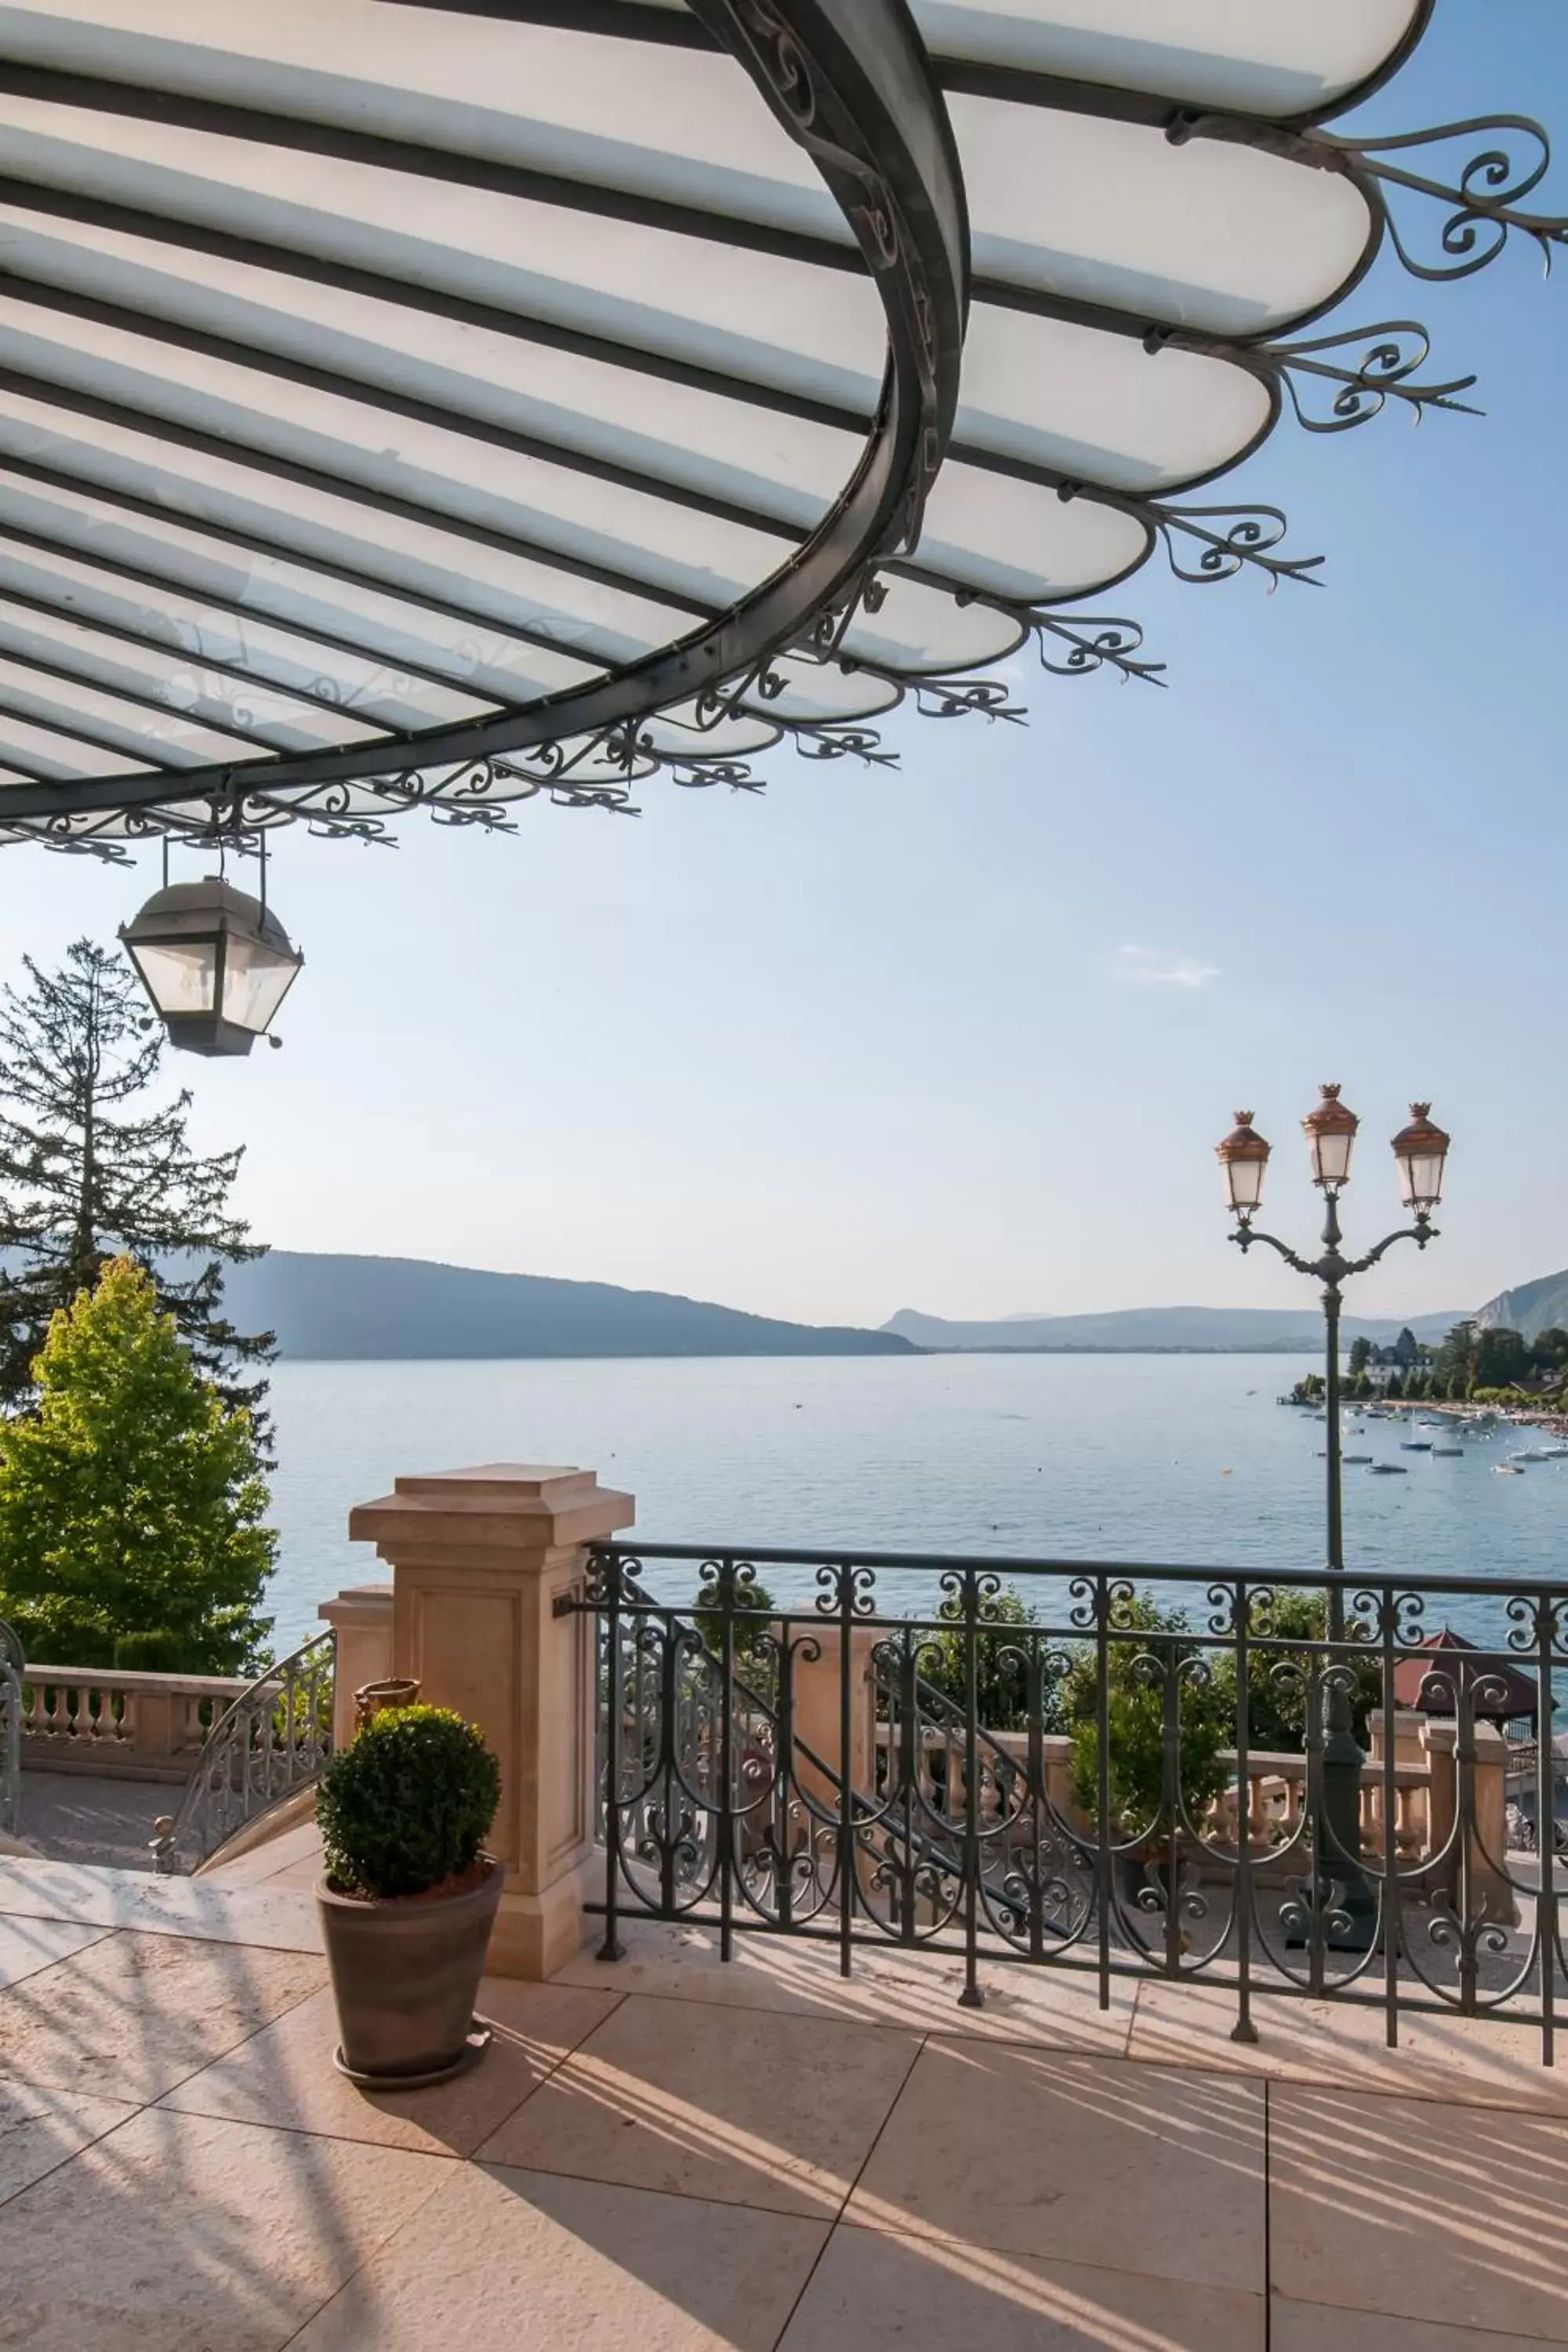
xmin=0 ymin=0 xmax=966 ymax=827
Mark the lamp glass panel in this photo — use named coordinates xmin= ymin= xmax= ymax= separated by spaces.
xmin=1225 ymin=1155 xmax=1265 ymax=1212
xmin=1312 ymin=1130 xmax=1356 ymax=1186
xmin=1398 ymin=1149 xmax=1446 ymax=1209
xmin=129 ymin=936 xmax=219 ymax=1016
xmin=220 ymin=934 xmax=300 ymax=1033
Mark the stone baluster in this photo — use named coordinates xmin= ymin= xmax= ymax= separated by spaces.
xmin=1421 ymin=1716 xmax=1519 ymax=1926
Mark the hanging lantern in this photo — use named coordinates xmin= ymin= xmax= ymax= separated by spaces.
xmin=120 ymin=879 xmax=303 ymax=1057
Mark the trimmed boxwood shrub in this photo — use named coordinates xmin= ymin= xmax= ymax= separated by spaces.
xmin=317 ymin=1704 xmax=500 ymax=1900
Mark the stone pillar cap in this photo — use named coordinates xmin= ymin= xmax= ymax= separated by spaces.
xmin=349 ymin=1462 xmax=634 ymax=1554
xmin=319 ymin=1583 xmax=393 ymax=1626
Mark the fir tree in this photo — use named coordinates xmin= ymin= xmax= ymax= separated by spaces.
xmin=0 ymin=938 xmax=271 ymax=1420
xmin=0 ymin=1257 xmax=274 ymax=1671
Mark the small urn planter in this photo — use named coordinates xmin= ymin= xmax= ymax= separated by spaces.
xmin=315 ymin=1703 xmax=504 ymax=2089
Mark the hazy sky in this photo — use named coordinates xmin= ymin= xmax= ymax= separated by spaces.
xmin=3 ymin=1 xmax=1566 ymax=1333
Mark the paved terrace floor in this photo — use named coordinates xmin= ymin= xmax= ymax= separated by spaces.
xmin=3 ymin=1835 xmax=1568 ymax=2350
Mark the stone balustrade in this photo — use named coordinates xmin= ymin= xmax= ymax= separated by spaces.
xmin=20 ymin=1664 xmax=249 ymax=1781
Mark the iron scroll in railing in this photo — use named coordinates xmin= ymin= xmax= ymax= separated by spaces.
xmin=151 ymin=1630 xmax=336 ymax=1876
xmin=562 ymin=1544 xmax=1568 ymax=2062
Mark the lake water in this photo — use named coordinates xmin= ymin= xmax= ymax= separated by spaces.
xmin=264 ymin=1352 xmax=1566 ymax=1651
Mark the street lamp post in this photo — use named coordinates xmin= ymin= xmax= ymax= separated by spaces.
xmin=1216 ymin=1090 xmax=1451 ymax=1949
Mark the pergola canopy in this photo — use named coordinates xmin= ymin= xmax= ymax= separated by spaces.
xmin=0 ymin=0 xmax=1559 ymax=851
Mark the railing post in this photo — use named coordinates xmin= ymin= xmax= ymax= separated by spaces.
xmin=318 ymin=1584 xmax=394 ymax=1752
xmin=348 ymin=1465 xmax=634 ymax=1980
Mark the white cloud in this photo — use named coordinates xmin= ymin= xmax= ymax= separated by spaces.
xmin=1110 ymin=944 xmax=1221 ymax=990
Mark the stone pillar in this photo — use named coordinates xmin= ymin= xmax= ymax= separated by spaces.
xmin=318 ymin=1584 xmax=394 ymax=1755
xmin=348 ymin=1465 xmax=633 ymax=1978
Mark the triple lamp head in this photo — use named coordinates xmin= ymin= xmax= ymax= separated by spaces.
xmin=1216 ymin=1087 xmax=1449 ymax=1222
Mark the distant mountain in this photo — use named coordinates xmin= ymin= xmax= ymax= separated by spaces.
xmin=881 ymin=1305 xmax=1464 ymax=1353
xmin=213 ymin=1254 xmax=916 ymax=1360
xmin=1473 ymin=1269 xmax=1568 ymax=1343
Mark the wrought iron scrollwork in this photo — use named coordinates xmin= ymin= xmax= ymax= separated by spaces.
xmin=567 ymin=1543 xmax=1568 ymax=2060
xmin=1255 ymin=322 xmax=1480 ymax=433
xmin=151 ymin=1631 xmax=335 ymax=1875
xmin=1320 ymin=115 xmax=1568 ymax=281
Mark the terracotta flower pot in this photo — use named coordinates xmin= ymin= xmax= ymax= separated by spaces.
xmin=318 ymin=1855 xmax=505 ymax=2088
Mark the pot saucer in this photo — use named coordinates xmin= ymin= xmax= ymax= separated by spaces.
xmin=332 ymin=2016 xmax=493 ymax=2091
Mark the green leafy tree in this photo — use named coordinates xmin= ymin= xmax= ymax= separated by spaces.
xmin=0 ymin=1256 xmax=274 ymax=1671
xmin=0 ymin=940 xmax=270 ymax=1421
xmin=1220 ymin=1588 xmax=1382 ymax=1751
xmin=1065 ymin=1594 xmax=1230 ymax=1838
xmin=917 ymin=1584 xmax=1044 ymax=1732
xmin=1530 ymin=1328 xmax=1568 ymax=1380
xmin=1475 ymin=1326 xmax=1530 ymax=1389
xmin=1434 ymin=1319 xmax=1477 ymax=1393
xmin=1347 ymin=1335 xmax=1373 ymax=1377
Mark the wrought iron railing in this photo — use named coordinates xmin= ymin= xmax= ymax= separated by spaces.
xmin=0 ymin=1617 xmax=22 ymax=1839
xmin=566 ymin=1545 xmax=1568 ymax=2060
xmin=151 ymin=1631 xmax=335 ymax=1875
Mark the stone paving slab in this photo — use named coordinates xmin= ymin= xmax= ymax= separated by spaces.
xmin=845 ymin=2041 xmax=1268 ymax=2294
xmin=162 ymin=1977 xmax=622 ymax=2156
xmin=0 ymin=1915 xmax=113 ymax=1991
xmin=554 ymin=1917 xmax=1138 ymax=2053
xmin=0 ymin=2103 xmax=448 ymax=2352
xmin=13 ymin=1772 xmax=169 ymax=1871
xmin=778 ymin=2220 xmax=1266 ymax=2352
xmin=1269 ymin=2084 xmax=1568 ymax=2343
xmin=479 ymin=1992 xmax=921 ymax=2220
xmin=0 ymin=1930 xmax=326 ymax=2103
xmin=1271 ymin=2302 xmax=1548 ymax=2351
xmin=290 ymin=2161 xmax=829 ymax=2352
xmin=0 ymin=1859 xmax=322 ymax=1951
xmin=0 ymin=2080 xmax=139 ymax=2206
xmin=1128 ymin=1978 xmax=1568 ymax=2114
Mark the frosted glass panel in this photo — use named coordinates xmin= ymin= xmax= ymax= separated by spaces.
xmin=914 ymin=2 xmax=1421 ymax=118
xmin=954 ymin=100 xmax=1374 ymax=333
xmin=128 ymin=937 xmax=216 ymax=1014
xmin=958 ymin=307 xmax=1272 ymax=493
xmin=914 ymin=466 xmax=1149 ymax=601
xmin=221 ymin=934 xmax=297 ymax=1032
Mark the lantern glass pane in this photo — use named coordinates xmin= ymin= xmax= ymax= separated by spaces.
xmin=1312 ymin=1130 xmax=1356 ymax=1187
xmin=1398 ymin=1148 xmax=1446 ymax=1210
xmin=129 ymin=937 xmax=219 ymax=1017
xmin=1225 ymin=1155 xmax=1265 ymax=1212
xmin=222 ymin=934 xmax=300 ymax=1034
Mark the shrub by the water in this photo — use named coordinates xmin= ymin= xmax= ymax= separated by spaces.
xmin=0 ymin=1255 xmax=274 ymax=1672
xmin=317 ymin=1704 xmax=501 ymax=1900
